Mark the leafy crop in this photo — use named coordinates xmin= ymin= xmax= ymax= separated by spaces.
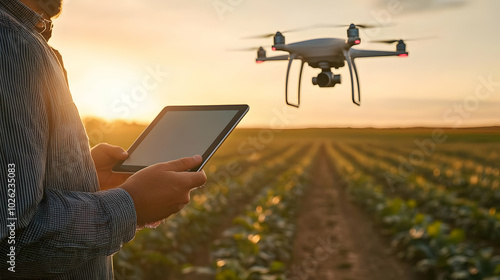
xmin=106 ymin=127 xmax=500 ymax=280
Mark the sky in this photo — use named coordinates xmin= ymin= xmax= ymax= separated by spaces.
xmin=49 ymin=0 xmax=500 ymax=128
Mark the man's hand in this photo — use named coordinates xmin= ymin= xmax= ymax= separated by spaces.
xmin=120 ymin=156 xmax=207 ymax=226
xmin=91 ymin=143 xmax=131 ymax=190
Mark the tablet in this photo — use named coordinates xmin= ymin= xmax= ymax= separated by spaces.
xmin=113 ymin=105 xmax=249 ymax=173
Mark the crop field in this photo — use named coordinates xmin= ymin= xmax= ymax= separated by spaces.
xmin=84 ymin=119 xmax=500 ymax=280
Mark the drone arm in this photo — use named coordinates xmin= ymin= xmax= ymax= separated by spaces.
xmin=256 ymin=55 xmax=290 ymax=62
xmin=343 ymin=50 xmax=361 ymax=106
xmin=350 ymin=48 xmax=408 ymax=59
xmin=285 ymin=54 xmax=299 ymax=108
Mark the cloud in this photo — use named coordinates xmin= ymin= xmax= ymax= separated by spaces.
xmin=374 ymin=0 xmax=469 ymax=14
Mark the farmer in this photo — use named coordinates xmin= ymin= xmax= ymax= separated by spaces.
xmin=0 ymin=0 xmax=207 ymax=278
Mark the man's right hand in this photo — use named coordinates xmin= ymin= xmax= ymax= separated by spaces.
xmin=119 ymin=155 xmax=207 ymax=226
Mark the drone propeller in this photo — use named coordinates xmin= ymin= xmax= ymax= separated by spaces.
xmin=371 ymin=39 xmax=401 ymax=44
xmin=242 ymin=33 xmax=276 ymax=40
xmin=242 ymin=23 xmax=387 ymax=39
xmin=227 ymin=46 xmax=267 ymax=52
xmin=370 ymin=37 xmax=436 ymax=44
xmin=312 ymin=23 xmax=383 ymax=29
xmin=242 ymin=27 xmax=311 ymax=39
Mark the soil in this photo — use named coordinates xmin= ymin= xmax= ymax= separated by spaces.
xmin=180 ymin=145 xmax=420 ymax=280
xmin=287 ymin=147 xmax=419 ymax=280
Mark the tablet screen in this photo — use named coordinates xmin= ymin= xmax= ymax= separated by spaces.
xmin=113 ymin=105 xmax=249 ymax=172
xmin=122 ymin=110 xmax=239 ymax=167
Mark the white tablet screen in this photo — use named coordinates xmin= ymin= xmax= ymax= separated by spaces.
xmin=122 ymin=110 xmax=239 ymax=166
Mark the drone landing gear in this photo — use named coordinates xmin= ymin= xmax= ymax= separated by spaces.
xmin=343 ymin=50 xmax=361 ymax=106
xmin=285 ymin=54 xmax=305 ymax=108
xmin=284 ymin=54 xmax=361 ymax=108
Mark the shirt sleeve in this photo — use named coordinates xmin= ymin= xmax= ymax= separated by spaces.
xmin=0 ymin=26 xmax=137 ymax=277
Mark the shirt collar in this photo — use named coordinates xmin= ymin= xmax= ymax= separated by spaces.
xmin=0 ymin=0 xmax=44 ymax=31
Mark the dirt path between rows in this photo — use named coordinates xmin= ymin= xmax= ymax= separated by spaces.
xmin=288 ymin=147 xmax=419 ymax=280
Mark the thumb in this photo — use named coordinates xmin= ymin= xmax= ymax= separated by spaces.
xmin=160 ymin=155 xmax=203 ymax=172
xmin=102 ymin=143 xmax=128 ymax=160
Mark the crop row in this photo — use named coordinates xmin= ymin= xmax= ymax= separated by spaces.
xmin=184 ymin=143 xmax=320 ymax=279
xmin=437 ymin=143 xmax=500 ymax=168
xmin=326 ymin=141 xmax=500 ymax=280
xmin=360 ymin=142 xmax=500 ymax=209
xmin=336 ymin=142 xmax=500 ymax=243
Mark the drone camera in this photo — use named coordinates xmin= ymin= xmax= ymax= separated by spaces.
xmin=312 ymin=72 xmax=341 ymax=87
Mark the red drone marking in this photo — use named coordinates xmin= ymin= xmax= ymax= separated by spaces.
xmin=272 ymin=47 xmax=276 ymax=51
xmin=398 ymin=54 xmax=408 ymax=57
xmin=354 ymin=40 xmax=361 ymax=44
xmin=256 ymin=60 xmax=264 ymax=63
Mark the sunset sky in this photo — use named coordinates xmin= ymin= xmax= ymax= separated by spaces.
xmin=49 ymin=0 xmax=500 ymax=128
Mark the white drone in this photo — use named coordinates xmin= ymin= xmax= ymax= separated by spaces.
xmin=245 ymin=24 xmax=410 ymax=107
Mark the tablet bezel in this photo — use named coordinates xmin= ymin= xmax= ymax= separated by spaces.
xmin=112 ymin=104 xmax=249 ymax=173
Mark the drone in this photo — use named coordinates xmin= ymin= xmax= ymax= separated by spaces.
xmin=247 ymin=24 xmax=410 ymax=108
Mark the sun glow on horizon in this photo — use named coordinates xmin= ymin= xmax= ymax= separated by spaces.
xmin=70 ymin=59 xmax=167 ymax=123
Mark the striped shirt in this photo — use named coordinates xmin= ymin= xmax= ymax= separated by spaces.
xmin=0 ymin=0 xmax=137 ymax=279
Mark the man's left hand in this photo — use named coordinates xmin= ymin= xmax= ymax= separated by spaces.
xmin=91 ymin=143 xmax=131 ymax=190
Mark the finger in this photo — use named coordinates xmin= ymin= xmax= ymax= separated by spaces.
xmin=189 ymin=170 xmax=207 ymax=187
xmin=178 ymin=170 xmax=207 ymax=191
xmin=102 ymin=143 xmax=128 ymax=160
xmin=196 ymin=170 xmax=207 ymax=189
xmin=160 ymin=155 xmax=203 ymax=172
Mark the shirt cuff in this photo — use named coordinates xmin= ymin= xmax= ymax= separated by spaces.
xmin=95 ymin=188 xmax=137 ymax=255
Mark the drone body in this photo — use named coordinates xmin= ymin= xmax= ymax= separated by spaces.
xmin=253 ymin=24 xmax=409 ymax=107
